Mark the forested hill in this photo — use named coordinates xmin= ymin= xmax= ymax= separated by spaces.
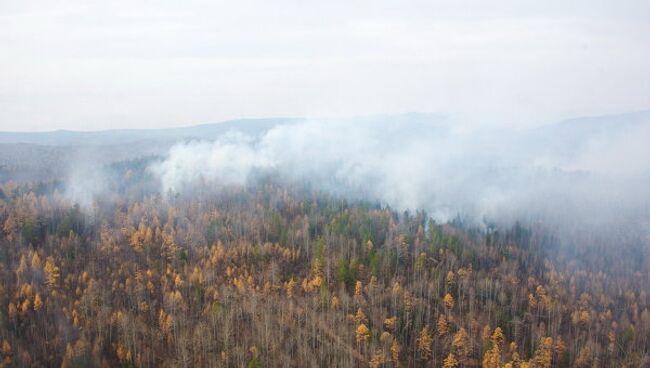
xmin=0 ymin=112 xmax=649 ymax=366
xmin=0 ymin=173 xmax=649 ymax=367
xmin=0 ymin=118 xmax=303 ymax=146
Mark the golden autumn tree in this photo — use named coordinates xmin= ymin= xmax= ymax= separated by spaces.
xmin=390 ymin=339 xmax=400 ymax=364
xmin=443 ymin=352 xmax=459 ymax=368
xmin=437 ymin=315 xmax=449 ymax=337
xmin=447 ymin=271 xmax=455 ymax=286
xmin=384 ymin=316 xmax=397 ymax=331
xmin=30 ymin=252 xmax=41 ymax=269
xmin=354 ymin=308 xmax=368 ymax=325
xmin=33 ymin=293 xmax=43 ymax=311
xmin=43 ymin=256 xmax=60 ymax=291
xmin=356 ymin=324 xmax=370 ymax=344
xmin=452 ymin=327 xmax=470 ymax=362
xmin=1 ymin=340 xmax=11 ymax=356
xmin=417 ymin=326 xmax=433 ymax=360
xmin=443 ymin=293 xmax=455 ymax=309
xmin=286 ymin=277 xmax=296 ymax=298
xmin=531 ymin=337 xmax=553 ymax=368
xmin=354 ymin=280 xmax=363 ymax=297
xmin=482 ymin=327 xmax=505 ymax=368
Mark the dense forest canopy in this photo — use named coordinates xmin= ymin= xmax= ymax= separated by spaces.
xmin=0 ymin=155 xmax=649 ymax=367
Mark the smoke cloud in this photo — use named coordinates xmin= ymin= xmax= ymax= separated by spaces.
xmin=150 ymin=113 xmax=650 ymax=233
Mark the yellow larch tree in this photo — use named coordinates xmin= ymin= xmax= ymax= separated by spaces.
xmin=390 ymin=339 xmax=401 ymax=364
xmin=354 ymin=308 xmax=368 ymax=325
xmin=30 ymin=252 xmax=41 ymax=269
xmin=452 ymin=327 xmax=469 ymax=361
xmin=20 ymin=298 xmax=31 ymax=314
xmin=33 ymin=293 xmax=43 ymax=311
xmin=491 ymin=327 xmax=504 ymax=346
xmin=356 ymin=324 xmax=370 ymax=344
xmin=528 ymin=293 xmax=538 ymax=309
xmin=443 ymin=352 xmax=459 ymax=368
xmin=354 ymin=280 xmax=363 ymax=297
xmin=130 ymin=229 xmax=143 ymax=252
xmin=286 ymin=277 xmax=296 ymax=298
xmin=159 ymin=309 xmax=173 ymax=335
xmin=44 ymin=256 xmax=60 ymax=290
xmin=416 ymin=326 xmax=433 ymax=360
xmin=437 ymin=314 xmax=449 ymax=337
xmin=447 ymin=271 xmax=455 ymax=286
xmin=190 ymin=267 xmax=204 ymax=286
xmin=379 ymin=331 xmax=392 ymax=344
xmin=532 ymin=337 xmax=553 ymax=368
xmin=174 ymin=274 xmax=183 ymax=288
xmin=443 ymin=293 xmax=455 ymax=309
xmin=7 ymin=303 xmax=17 ymax=320
xmin=482 ymin=327 xmax=505 ymax=368
xmin=508 ymin=341 xmax=521 ymax=366
xmin=384 ymin=316 xmax=397 ymax=331
xmin=392 ymin=281 xmax=401 ymax=296
xmin=607 ymin=330 xmax=616 ymax=353
xmin=331 ymin=296 xmax=339 ymax=309
xmin=1 ymin=340 xmax=11 ymax=356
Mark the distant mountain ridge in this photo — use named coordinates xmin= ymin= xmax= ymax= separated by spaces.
xmin=0 ymin=117 xmax=305 ymax=146
xmin=1 ymin=110 xmax=648 ymax=147
xmin=1 ymin=110 xmax=649 ymax=183
xmin=520 ymin=110 xmax=650 ymax=169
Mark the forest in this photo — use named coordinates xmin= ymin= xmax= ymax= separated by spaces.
xmin=0 ymin=159 xmax=649 ymax=368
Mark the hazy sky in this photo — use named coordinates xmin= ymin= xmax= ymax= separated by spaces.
xmin=1 ymin=0 xmax=649 ymax=131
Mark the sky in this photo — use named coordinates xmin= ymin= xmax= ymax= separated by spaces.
xmin=1 ymin=0 xmax=649 ymax=131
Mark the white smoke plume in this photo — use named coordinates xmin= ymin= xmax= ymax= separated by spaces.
xmin=150 ymin=113 xmax=650 ymax=230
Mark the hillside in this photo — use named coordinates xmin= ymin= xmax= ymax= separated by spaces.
xmin=0 ymin=112 xmax=649 ymax=367
xmin=0 ymin=118 xmax=304 ymax=146
xmin=0 ymin=175 xmax=649 ymax=367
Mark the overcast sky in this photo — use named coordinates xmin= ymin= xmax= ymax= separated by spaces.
xmin=1 ymin=0 xmax=649 ymax=131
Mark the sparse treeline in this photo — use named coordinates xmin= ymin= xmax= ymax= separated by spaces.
xmin=0 ymin=168 xmax=649 ymax=367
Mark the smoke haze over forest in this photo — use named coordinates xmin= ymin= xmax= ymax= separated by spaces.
xmin=149 ymin=113 xmax=650 ymax=235
xmin=3 ymin=2 xmax=650 ymax=366
xmin=1 ymin=111 xmax=648 ymax=236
